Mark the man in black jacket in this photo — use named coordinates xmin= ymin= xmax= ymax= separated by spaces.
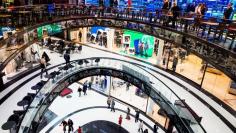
xmin=224 ymin=3 xmax=233 ymax=19
xmin=162 ymin=0 xmax=171 ymax=10
xmin=64 ymin=50 xmax=70 ymax=66
xmin=170 ymin=3 xmax=180 ymax=28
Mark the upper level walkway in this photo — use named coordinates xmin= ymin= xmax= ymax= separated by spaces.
xmin=0 ymin=4 xmax=236 ymax=82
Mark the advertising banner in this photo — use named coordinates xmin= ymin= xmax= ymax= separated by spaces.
xmin=124 ymin=30 xmax=154 ymax=57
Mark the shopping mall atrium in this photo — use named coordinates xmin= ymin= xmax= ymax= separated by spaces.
xmin=0 ymin=0 xmax=236 ymax=133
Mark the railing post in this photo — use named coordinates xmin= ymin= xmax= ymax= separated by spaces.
xmin=0 ymin=72 xmax=5 ymax=90
xmin=200 ymin=63 xmax=208 ymax=88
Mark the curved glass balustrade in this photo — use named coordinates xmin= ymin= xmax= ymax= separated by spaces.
xmin=18 ymin=57 xmax=205 ymax=133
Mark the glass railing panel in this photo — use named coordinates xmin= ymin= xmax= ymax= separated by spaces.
xmin=18 ymin=58 xmax=205 ymax=133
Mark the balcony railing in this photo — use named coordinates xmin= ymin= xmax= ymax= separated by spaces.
xmin=0 ymin=4 xmax=236 ymax=82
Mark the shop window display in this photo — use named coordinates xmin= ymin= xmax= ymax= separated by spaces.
xmin=70 ymin=29 xmax=83 ymax=43
xmin=78 ymin=76 xmax=148 ymax=112
xmin=85 ymin=27 xmax=108 ymax=47
xmin=67 ymin=26 xmax=236 ymax=111
xmin=121 ymin=30 xmax=155 ymax=58
xmin=37 ymin=24 xmax=62 ymax=39
xmin=113 ymin=29 xmax=157 ymax=60
xmin=110 ymin=78 xmax=148 ymax=112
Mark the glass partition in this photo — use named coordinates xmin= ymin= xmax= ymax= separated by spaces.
xmin=110 ymin=77 xmax=148 ymax=112
xmin=2 ymin=43 xmax=41 ymax=81
xmin=18 ymin=57 xmax=205 ymax=133
xmin=202 ymin=64 xmax=236 ymax=110
xmin=146 ymin=97 xmax=168 ymax=127
xmin=167 ymin=46 xmax=204 ymax=85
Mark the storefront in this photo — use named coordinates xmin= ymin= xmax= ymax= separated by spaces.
xmin=84 ymin=26 xmax=115 ymax=50
xmin=1 ymin=0 xmax=13 ymax=7
xmin=37 ymin=23 xmax=62 ymax=39
xmin=69 ymin=28 xmax=87 ymax=43
xmin=164 ymin=44 xmax=236 ymax=110
xmin=73 ymin=26 xmax=236 ymax=111
xmin=111 ymin=29 xmax=162 ymax=62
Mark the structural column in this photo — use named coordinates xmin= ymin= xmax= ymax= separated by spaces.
xmin=156 ymin=39 xmax=165 ymax=66
xmin=81 ymin=28 xmax=87 ymax=44
xmin=106 ymin=28 xmax=115 ymax=50
xmin=166 ymin=119 xmax=174 ymax=133
xmin=0 ymin=72 xmax=4 ymax=90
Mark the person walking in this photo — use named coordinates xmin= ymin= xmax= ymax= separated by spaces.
xmin=107 ymin=97 xmax=111 ymax=108
xmin=104 ymin=76 xmax=107 ymax=89
xmin=118 ymin=115 xmax=123 ymax=126
xmin=126 ymin=107 xmax=130 ymax=120
xmin=83 ymin=82 xmax=88 ymax=95
xmin=79 ymin=31 xmax=82 ymax=42
xmin=126 ymin=82 xmax=130 ymax=91
xmin=77 ymin=126 xmax=82 ymax=133
xmin=153 ymin=123 xmax=158 ymax=133
xmin=40 ymin=57 xmax=48 ymax=79
xmin=42 ymin=51 xmax=50 ymax=63
xmin=172 ymin=56 xmax=178 ymax=72
xmin=60 ymin=120 xmax=67 ymax=133
xmin=135 ymin=109 xmax=140 ymax=123
xmin=138 ymin=120 xmax=143 ymax=132
xmin=224 ymin=3 xmax=233 ymax=20
xmin=111 ymin=98 xmax=115 ymax=112
xmin=88 ymin=81 xmax=92 ymax=90
xmin=30 ymin=47 xmax=37 ymax=62
xmin=78 ymin=86 xmax=82 ymax=97
xmin=48 ymin=37 xmax=52 ymax=46
xmin=100 ymin=76 xmax=104 ymax=89
xmin=114 ymin=0 xmax=118 ymax=7
xmin=64 ymin=50 xmax=70 ymax=66
xmin=78 ymin=45 xmax=82 ymax=54
xmin=68 ymin=119 xmax=74 ymax=133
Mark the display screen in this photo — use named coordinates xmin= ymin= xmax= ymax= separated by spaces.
xmin=0 ymin=27 xmax=15 ymax=36
xmin=90 ymin=26 xmax=106 ymax=34
xmin=37 ymin=24 xmax=62 ymax=39
xmin=123 ymin=30 xmax=154 ymax=57
xmin=47 ymin=4 xmax=55 ymax=13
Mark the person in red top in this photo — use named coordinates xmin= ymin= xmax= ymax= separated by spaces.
xmin=78 ymin=126 xmax=82 ymax=133
xmin=118 ymin=115 xmax=123 ymax=126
